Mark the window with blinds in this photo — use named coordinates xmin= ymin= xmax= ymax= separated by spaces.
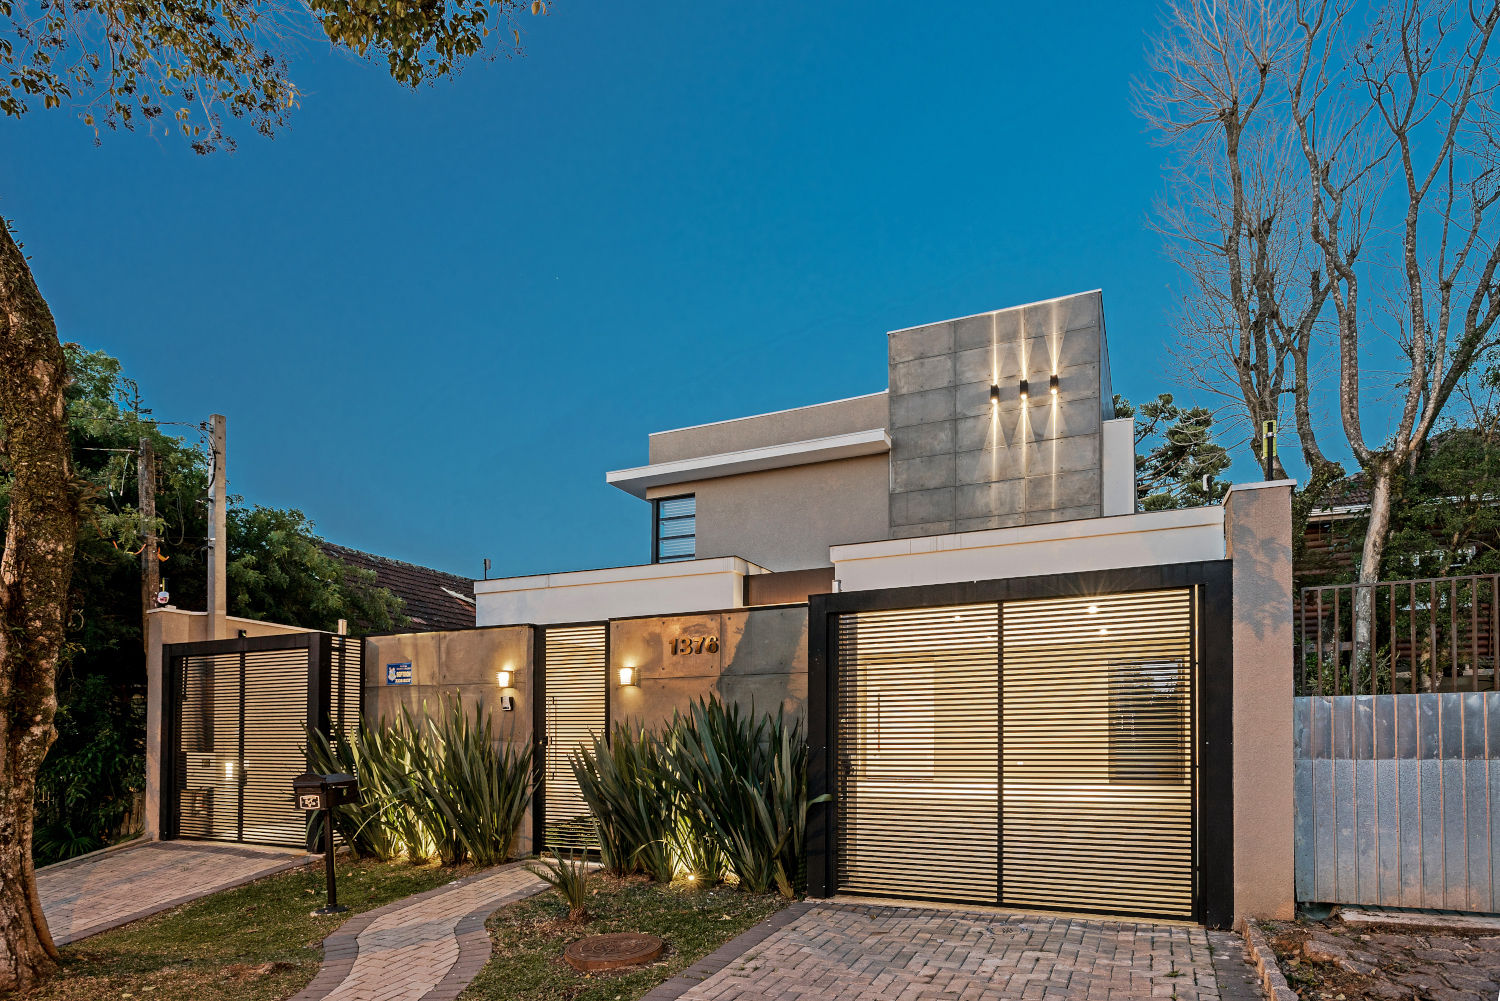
xmin=654 ymin=495 xmax=695 ymax=563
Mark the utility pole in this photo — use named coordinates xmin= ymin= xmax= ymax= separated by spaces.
xmin=206 ymin=415 xmax=228 ymax=639
xmin=138 ymin=436 xmax=159 ymax=652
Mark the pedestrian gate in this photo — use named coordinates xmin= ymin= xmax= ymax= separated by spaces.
xmin=162 ymin=632 xmax=362 ymax=847
xmin=540 ymin=623 xmax=608 ymax=852
xmin=833 ymin=588 xmax=1198 ymax=919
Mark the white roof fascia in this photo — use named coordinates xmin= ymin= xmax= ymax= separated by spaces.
xmin=606 ymin=428 xmax=891 ymax=500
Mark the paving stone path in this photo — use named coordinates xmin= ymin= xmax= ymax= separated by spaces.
xmin=648 ymin=901 xmax=1266 ymax=1001
xmin=38 ymin=839 xmax=313 ymax=946
xmin=290 ymin=862 xmax=545 ymax=1001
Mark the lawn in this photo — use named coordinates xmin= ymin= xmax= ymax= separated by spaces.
xmin=460 ymin=874 xmax=787 ymax=1001
xmin=15 ymin=857 xmax=469 ymax=1001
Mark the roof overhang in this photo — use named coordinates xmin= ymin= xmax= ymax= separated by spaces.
xmin=606 ymin=427 xmax=891 ymax=500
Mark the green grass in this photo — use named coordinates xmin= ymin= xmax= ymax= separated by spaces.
xmin=15 ymin=857 xmax=471 ymax=1001
xmin=460 ymin=874 xmax=786 ymax=1001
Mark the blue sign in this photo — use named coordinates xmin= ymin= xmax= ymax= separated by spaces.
xmin=385 ymin=662 xmax=412 ymax=685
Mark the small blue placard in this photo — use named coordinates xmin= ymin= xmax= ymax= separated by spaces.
xmin=385 ymin=662 xmax=412 ymax=686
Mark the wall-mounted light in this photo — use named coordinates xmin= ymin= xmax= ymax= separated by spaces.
xmin=1050 ymin=373 xmax=1060 ymax=396
xmin=989 ymin=383 xmax=1000 ymax=405
xmin=496 ymin=669 xmax=512 ymax=688
xmin=618 ymin=666 xmax=638 ymax=687
xmin=1018 ymin=378 xmax=1029 ymax=401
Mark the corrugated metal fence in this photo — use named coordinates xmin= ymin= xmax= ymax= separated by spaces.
xmin=1294 ymin=693 xmax=1500 ymax=911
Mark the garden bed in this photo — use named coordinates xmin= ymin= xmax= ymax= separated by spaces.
xmin=459 ymin=873 xmax=786 ymax=1001
xmin=15 ymin=857 xmax=469 ymax=1001
xmin=1262 ymin=917 xmax=1500 ymax=1000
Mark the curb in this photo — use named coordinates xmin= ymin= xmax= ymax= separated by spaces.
xmin=1237 ymin=918 xmax=1298 ymax=1001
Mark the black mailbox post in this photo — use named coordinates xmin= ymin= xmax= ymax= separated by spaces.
xmin=294 ymin=771 xmax=357 ymax=914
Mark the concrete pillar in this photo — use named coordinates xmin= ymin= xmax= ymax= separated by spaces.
xmin=1224 ymin=479 xmax=1297 ymax=921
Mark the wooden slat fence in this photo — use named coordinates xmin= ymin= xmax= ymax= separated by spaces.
xmin=1294 ymin=693 xmax=1500 ymax=911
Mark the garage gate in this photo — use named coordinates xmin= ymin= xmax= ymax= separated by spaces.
xmin=809 ymin=567 xmax=1233 ymax=924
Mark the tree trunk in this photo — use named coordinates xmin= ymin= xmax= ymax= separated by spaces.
xmin=1352 ymin=463 xmax=1395 ymax=690
xmin=0 ymin=216 xmax=74 ymax=989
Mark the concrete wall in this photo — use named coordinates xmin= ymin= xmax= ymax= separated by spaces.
xmin=1224 ymin=479 xmax=1296 ymax=922
xmin=831 ymin=505 xmax=1227 ymax=592
xmin=364 ymin=625 xmax=535 ymax=855
xmin=647 ymin=455 xmax=889 ymax=570
xmin=474 ymin=557 xmax=766 ymax=626
xmin=887 ymin=290 xmax=1114 ymax=537
xmin=648 ymin=392 xmax=888 ymax=463
xmin=143 ymin=608 xmax=314 ymax=840
xmin=610 ymin=606 xmax=809 ymax=733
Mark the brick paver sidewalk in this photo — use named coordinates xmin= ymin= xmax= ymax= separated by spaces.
xmin=650 ymin=901 xmax=1266 ymax=1001
xmin=38 ymin=839 xmax=313 ymax=945
xmin=290 ymin=862 xmax=545 ymax=1001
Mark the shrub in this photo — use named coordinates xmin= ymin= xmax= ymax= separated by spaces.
xmin=570 ymin=726 xmax=675 ymax=881
xmin=526 ymin=851 xmax=594 ymax=921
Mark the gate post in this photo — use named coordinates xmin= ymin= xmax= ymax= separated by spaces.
xmin=805 ymin=594 xmax=834 ymax=898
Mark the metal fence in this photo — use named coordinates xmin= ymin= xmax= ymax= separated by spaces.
xmin=1298 ymin=574 xmax=1499 ymax=695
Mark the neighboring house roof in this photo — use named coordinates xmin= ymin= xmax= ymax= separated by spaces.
xmin=321 ymin=542 xmax=476 ymax=632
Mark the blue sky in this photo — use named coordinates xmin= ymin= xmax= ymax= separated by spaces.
xmin=9 ymin=2 xmax=1285 ymax=578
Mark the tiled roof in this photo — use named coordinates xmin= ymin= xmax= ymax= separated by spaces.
xmin=321 ymin=542 xmax=476 ymax=632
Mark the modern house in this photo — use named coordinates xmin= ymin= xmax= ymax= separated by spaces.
xmin=147 ymin=289 xmax=1295 ymax=930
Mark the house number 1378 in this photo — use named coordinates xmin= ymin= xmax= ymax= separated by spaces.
xmin=671 ymin=636 xmax=719 ymax=655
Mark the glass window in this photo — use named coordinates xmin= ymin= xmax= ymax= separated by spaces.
xmin=654 ymin=495 xmax=695 ymax=563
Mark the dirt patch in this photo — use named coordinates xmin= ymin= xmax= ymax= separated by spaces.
xmin=1263 ymin=918 xmax=1500 ymax=1000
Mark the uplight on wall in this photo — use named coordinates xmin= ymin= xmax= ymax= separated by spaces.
xmin=1018 ymin=378 xmax=1030 ymax=401
xmin=618 ymin=666 xmax=638 ymax=687
xmin=990 ymin=383 xmax=1001 ymax=405
xmin=1050 ymin=373 xmax=1060 ymax=395
xmin=496 ymin=669 xmax=512 ymax=688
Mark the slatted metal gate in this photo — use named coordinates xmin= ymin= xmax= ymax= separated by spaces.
xmin=163 ymin=633 xmax=361 ymax=848
xmin=541 ymin=624 xmax=608 ymax=852
xmin=834 ymin=587 xmax=1198 ymax=919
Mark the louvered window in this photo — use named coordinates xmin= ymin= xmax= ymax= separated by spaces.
xmin=654 ymin=495 xmax=696 ymax=563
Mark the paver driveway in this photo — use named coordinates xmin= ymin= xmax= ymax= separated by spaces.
xmin=650 ymin=901 xmax=1265 ymax=1001
xmin=38 ymin=839 xmax=312 ymax=945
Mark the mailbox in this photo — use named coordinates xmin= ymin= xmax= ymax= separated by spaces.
xmin=294 ymin=771 xmax=358 ymax=812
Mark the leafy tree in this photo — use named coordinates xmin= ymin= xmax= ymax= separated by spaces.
xmin=1114 ymin=393 xmax=1231 ymax=510
xmin=0 ymin=0 xmax=542 ymax=983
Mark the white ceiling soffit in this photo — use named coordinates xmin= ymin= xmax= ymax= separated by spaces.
xmin=606 ymin=428 xmax=891 ymax=499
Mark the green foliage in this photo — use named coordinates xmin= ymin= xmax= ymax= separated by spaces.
xmin=572 ymin=697 xmax=824 ymax=897
xmin=1115 ymin=393 xmax=1231 ymax=511
xmin=315 ymin=694 xmax=533 ymax=866
xmin=570 ymin=726 xmax=676 ymax=881
xmin=524 ymin=851 xmax=593 ymax=921
xmin=0 ymin=0 xmax=547 ymax=151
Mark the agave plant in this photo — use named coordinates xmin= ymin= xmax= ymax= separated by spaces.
xmin=570 ymin=725 xmax=675 ymax=881
xmin=526 ymin=851 xmax=593 ymax=921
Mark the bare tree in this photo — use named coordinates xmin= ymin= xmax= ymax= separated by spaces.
xmin=1143 ymin=0 xmax=1500 ymax=594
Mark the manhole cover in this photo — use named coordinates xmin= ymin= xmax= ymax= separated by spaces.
xmin=563 ymin=932 xmax=666 ymax=972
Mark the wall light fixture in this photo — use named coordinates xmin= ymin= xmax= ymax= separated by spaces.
xmin=1018 ymin=378 xmax=1030 ymax=401
xmin=496 ymin=669 xmax=512 ymax=688
xmin=1050 ymin=373 xmax=1060 ymax=395
xmin=618 ymin=666 xmax=638 ymax=687
xmin=989 ymin=384 xmax=1001 ymax=405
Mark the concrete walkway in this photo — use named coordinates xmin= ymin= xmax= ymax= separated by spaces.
xmin=289 ymin=862 xmax=545 ymax=1001
xmin=38 ymin=839 xmax=313 ymax=946
xmin=645 ymin=901 xmax=1267 ymax=1001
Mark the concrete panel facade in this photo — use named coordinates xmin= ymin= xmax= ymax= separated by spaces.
xmin=887 ymin=290 xmax=1115 ymax=538
xmin=1224 ymin=479 xmax=1296 ymax=922
xmin=647 ymin=454 xmax=890 ymax=570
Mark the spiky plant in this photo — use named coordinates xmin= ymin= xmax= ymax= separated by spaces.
xmin=526 ymin=851 xmax=593 ymax=921
xmin=570 ymin=725 xmax=675 ymax=881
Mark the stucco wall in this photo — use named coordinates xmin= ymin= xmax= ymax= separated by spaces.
xmin=887 ymin=290 xmax=1114 ymax=537
xmin=648 ymin=455 xmax=890 ymax=570
xmin=610 ymin=606 xmax=808 ymax=733
xmin=1224 ymin=480 xmax=1296 ymax=921
xmin=648 ymin=392 xmax=888 ymax=463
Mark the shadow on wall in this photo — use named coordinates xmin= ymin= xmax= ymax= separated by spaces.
xmin=715 ymin=609 xmax=807 ymax=723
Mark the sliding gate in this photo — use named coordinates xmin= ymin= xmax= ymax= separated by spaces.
xmin=834 ymin=588 xmax=1199 ymax=919
xmin=162 ymin=632 xmax=362 ymax=847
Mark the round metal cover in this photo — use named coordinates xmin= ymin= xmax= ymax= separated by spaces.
xmin=563 ymin=932 xmax=665 ymax=972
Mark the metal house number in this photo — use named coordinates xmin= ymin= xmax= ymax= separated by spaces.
xmin=671 ymin=636 xmax=719 ymax=656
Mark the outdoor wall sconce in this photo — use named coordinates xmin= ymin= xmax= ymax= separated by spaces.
xmin=496 ymin=669 xmax=512 ymax=688
xmin=1018 ymin=378 xmax=1029 ymax=401
xmin=1050 ymin=373 xmax=1060 ymax=395
xmin=989 ymin=383 xmax=1000 ymax=405
xmin=618 ymin=666 xmax=638 ymax=687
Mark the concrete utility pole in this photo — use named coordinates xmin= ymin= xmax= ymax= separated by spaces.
xmin=138 ymin=436 xmax=159 ymax=651
xmin=206 ymin=414 xmax=228 ymax=639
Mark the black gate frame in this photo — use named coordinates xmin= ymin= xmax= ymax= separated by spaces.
xmin=805 ymin=560 xmax=1235 ymax=928
xmin=159 ymin=631 xmax=361 ymax=843
xmin=530 ymin=621 xmax=611 ymax=855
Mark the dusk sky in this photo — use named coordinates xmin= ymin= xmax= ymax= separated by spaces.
xmin=8 ymin=2 xmax=1312 ymax=579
